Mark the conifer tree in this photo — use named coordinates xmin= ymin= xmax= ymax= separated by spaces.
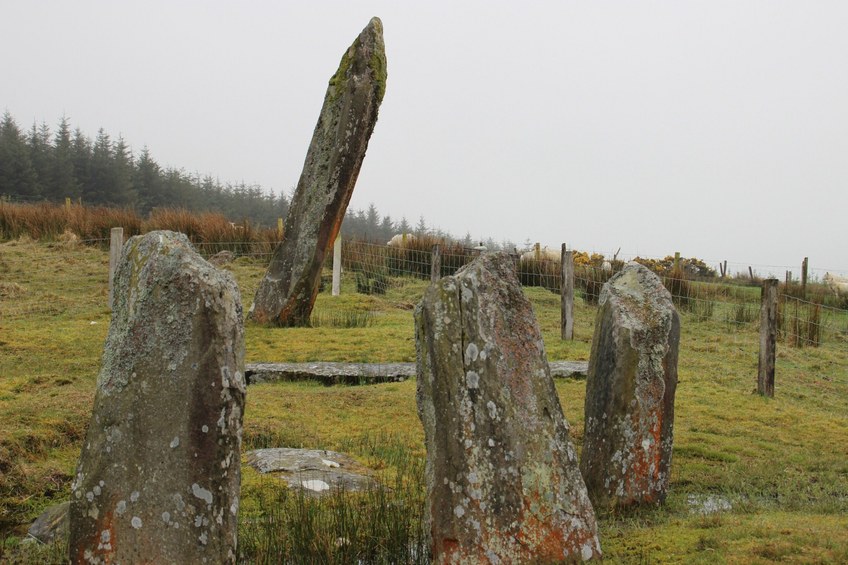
xmin=52 ymin=116 xmax=81 ymax=200
xmin=0 ymin=112 xmax=39 ymax=199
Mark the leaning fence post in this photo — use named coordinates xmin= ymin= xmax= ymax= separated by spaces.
xmin=108 ymin=227 xmax=124 ymax=310
xmin=561 ymin=244 xmax=574 ymax=340
xmin=431 ymin=244 xmax=441 ymax=283
xmin=757 ymin=278 xmax=778 ymax=397
xmin=332 ymin=235 xmax=342 ymax=296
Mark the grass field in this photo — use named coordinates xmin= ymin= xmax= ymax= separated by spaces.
xmin=1 ymin=237 xmax=847 ymax=563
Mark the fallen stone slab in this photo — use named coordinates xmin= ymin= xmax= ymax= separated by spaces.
xmin=245 ymin=448 xmax=379 ymax=495
xmin=245 ymin=361 xmax=588 ymax=386
xmin=27 ymin=501 xmax=69 ymax=544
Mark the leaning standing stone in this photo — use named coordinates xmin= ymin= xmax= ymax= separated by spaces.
xmin=251 ymin=17 xmax=387 ymax=326
xmin=415 ymin=252 xmax=601 ymax=563
xmin=580 ymin=262 xmax=680 ymax=509
xmin=69 ymin=231 xmax=245 ymax=564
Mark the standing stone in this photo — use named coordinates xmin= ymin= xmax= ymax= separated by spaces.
xmin=415 ymin=253 xmax=602 ymax=563
xmin=69 ymin=231 xmax=245 ymax=564
xmin=580 ymin=262 xmax=680 ymax=509
xmin=251 ymin=17 xmax=387 ymax=326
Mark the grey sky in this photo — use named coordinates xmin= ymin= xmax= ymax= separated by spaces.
xmin=5 ymin=1 xmax=847 ymax=277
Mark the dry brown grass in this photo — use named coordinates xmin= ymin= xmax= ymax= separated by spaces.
xmin=0 ymin=202 xmax=282 ymax=256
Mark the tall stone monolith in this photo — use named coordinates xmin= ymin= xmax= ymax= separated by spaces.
xmin=415 ymin=252 xmax=602 ymax=563
xmin=251 ymin=17 xmax=387 ymax=326
xmin=580 ymin=262 xmax=680 ymax=509
xmin=69 ymin=231 xmax=245 ymax=564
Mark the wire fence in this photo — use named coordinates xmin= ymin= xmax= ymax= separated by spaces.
xmin=2 ymin=236 xmax=847 ymax=351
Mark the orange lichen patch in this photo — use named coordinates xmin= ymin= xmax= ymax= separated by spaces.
xmin=436 ymin=537 xmax=461 ymax=561
xmin=73 ymin=507 xmax=117 ymax=564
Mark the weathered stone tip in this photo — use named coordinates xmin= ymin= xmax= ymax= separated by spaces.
xmin=368 ymin=16 xmax=383 ymax=32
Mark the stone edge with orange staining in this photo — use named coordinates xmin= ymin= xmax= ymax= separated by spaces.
xmin=69 ymin=231 xmax=245 ymax=564
xmin=580 ymin=261 xmax=680 ymax=509
xmin=415 ymin=252 xmax=602 ymax=563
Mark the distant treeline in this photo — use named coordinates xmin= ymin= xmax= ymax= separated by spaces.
xmin=0 ymin=111 xmax=474 ymax=245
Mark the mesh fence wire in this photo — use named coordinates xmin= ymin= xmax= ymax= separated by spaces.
xmin=3 ymin=237 xmax=846 ymax=351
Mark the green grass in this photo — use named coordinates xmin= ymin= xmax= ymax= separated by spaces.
xmin=1 ymin=238 xmax=848 ymax=563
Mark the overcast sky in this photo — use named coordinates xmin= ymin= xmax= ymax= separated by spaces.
xmin=5 ymin=1 xmax=847 ymax=277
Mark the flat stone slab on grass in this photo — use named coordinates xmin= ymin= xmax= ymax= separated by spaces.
xmin=27 ymin=501 xmax=69 ymax=544
xmin=245 ymin=361 xmax=588 ymax=386
xmin=245 ymin=448 xmax=379 ymax=495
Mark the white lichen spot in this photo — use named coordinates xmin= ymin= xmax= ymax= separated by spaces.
xmin=486 ymin=400 xmax=498 ymax=420
xmin=162 ymin=511 xmax=171 ymax=523
xmin=322 ymin=459 xmax=340 ymax=468
xmin=170 ymin=436 xmax=180 ymax=449
xmin=99 ymin=481 xmax=104 ymax=487
xmin=130 ymin=491 xmax=140 ymax=503
xmin=116 ymin=500 xmax=126 ymax=514
xmin=87 ymin=506 xmax=99 ymax=519
xmin=100 ymin=530 xmax=110 ymax=543
xmin=195 ymin=515 xmax=203 ymax=527
xmin=302 ymin=479 xmax=330 ymax=492
xmin=230 ymin=497 xmax=239 ymax=516
xmin=466 ymin=371 xmax=479 ymax=389
xmin=192 ymin=483 xmax=214 ymax=505
xmin=454 ymin=505 xmax=465 ymax=518
xmin=86 ymin=491 xmax=94 ymax=502
xmin=199 ymin=531 xmax=208 ymax=545
xmin=581 ymin=543 xmax=595 ymax=561
xmin=488 ymin=438 xmax=495 ymax=447
xmin=93 ymin=485 xmax=101 ymax=496
xmin=641 ymin=438 xmax=651 ymax=452
xmin=464 ymin=439 xmax=473 ymax=449
xmin=465 ymin=342 xmax=479 ymax=363
xmin=131 ymin=516 xmax=142 ymax=529
xmin=202 ymin=425 xmax=209 ymax=433
xmin=461 ymin=284 xmax=473 ymax=303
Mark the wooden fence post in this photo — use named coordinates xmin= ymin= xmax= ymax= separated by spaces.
xmin=332 ymin=235 xmax=342 ymax=296
xmin=757 ymin=278 xmax=778 ymax=397
xmin=431 ymin=244 xmax=441 ymax=283
xmin=108 ymin=227 xmax=124 ymax=310
xmin=277 ymin=218 xmax=284 ymax=238
xmin=534 ymin=242 xmax=541 ymax=261
xmin=673 ymin=251 xmax=681 ymax=271
xmin=561 ymin=244 xmax=574 ymax=340
xmin=749 ymin=266 xmax=754 ymax=280
xmin=65 ymin=197 xmax=71 ymax=212
xmin=801 ymin=257 xmax=808 ymax=298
